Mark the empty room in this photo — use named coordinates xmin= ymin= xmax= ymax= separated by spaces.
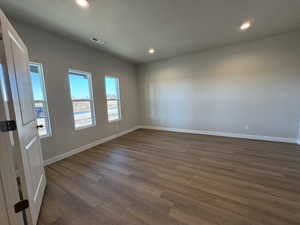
xmin=0 ymin=0 xmax=300 ymax=225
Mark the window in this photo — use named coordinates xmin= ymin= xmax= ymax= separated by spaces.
xmin=30 ymin=63 xmax=52 ymax=137
xmin=105 ymin=76 xmax=121 ymax=122
xmin=68 ymin=70 xmax=96 ymax=129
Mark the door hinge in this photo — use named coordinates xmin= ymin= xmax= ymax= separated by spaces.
xmin=14 ymin=200 xmax=29 ymax=213
xmin=0 ymin=120 xmax=17 ymax=132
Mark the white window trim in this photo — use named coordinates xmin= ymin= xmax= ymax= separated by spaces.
xmin=30 ymin=62 xmax=52 ymax=138
xmin=105 ymin=76 xmax=122 ymax=123
xmin=68 ymin=69 xmax=96 ymax=130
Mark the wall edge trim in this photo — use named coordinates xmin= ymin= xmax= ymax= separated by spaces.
xmin=43 ymin=126 xmax=139 ymax=166
xmin=44 ymin=125 xmax=298 ymax=167
xmin=138 ymin=125 xmax=297 ymax=144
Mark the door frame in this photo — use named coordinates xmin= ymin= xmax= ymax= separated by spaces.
xmin=0 ymin=9 xmax=46 ymax=225
xmin=0 ymin=167 xmax=23 ymax=225
xmin=0 ymin=9 xmax=33 ymax=225
xmin=0 ymin=41 xmax=24 ymax=225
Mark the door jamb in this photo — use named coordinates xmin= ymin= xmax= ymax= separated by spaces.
xmin=0 ymin=38 xmax=24 ymax=225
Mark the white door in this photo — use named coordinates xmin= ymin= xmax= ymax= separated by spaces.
xmin=0 ymin=10 xmax=46 ymax=225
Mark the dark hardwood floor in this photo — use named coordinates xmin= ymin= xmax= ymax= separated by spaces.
xmin=38 ymin=129 xmax=300 ymax=225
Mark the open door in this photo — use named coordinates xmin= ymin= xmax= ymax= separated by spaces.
xmin=0 ymin=9 xmax=46 ymax=225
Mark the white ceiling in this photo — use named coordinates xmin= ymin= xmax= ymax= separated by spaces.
xmin=1 ymin=0 xmax=300 ymax=64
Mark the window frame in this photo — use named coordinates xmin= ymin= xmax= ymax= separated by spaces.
xmin=104 ymin=76 xmax=122 ymax=123
xmin=29 ymin=62 xmax=52 ymax=138
xmin=68 ymin=69 xmax=96 ymax=130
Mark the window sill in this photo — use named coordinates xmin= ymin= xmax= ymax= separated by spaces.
xmin=40 ymin=135 xmax=51 ymax=139
xmin=75 ymin=124 xmax=96 ymax=131
xmin=108 ymin=119 xmax=122 ymax=123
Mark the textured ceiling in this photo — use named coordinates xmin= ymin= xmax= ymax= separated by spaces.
xmin=1 ymin=0 xmax=300 ymax=64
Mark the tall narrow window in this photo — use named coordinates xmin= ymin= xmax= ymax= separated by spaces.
xmin=30 ymin=63 xmax=52 ymax=137
xmin=105 ymin=76 xmax=121 ymax=122
xmin=68 ymin=70 xmax=96 ymax=130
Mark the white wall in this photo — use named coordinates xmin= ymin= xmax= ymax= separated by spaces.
xmin=12 ymin=20 xmax=140 ymax=161
xmin=138 ymin=31 xmax=300 ymax=141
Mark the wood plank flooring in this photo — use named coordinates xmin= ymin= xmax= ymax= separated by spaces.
xmin=38 ymin=129 xmax=300 ymax=225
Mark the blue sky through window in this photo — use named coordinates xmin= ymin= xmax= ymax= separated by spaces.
xmin=30 ymin=65 xmax=44 ymax=101
xmin=31 ymin=68 xmax=118 ymax=102
xmin=105 ymin=77 xmax=118 ymax=98
xmin=69 ymin=72 xmax=91 ymax=100
xmin=0 ymin=64 xmax=8 ymax=102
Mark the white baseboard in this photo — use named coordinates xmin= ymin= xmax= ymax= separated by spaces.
xmin=43 ymin=126 xmax=139 ymax=166
xmin=139 ymin=125 xmax=297 ymax=144
xmin=44 ymin=125 xmax=299 ymax=166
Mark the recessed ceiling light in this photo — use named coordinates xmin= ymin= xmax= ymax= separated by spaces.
xmin=240 ymin=21 xmax=251 ymax=31
xmin=76 ymin=0 xmax=89 ymax=8
xmin=148 ymin=48 xmax=155 ymax=54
